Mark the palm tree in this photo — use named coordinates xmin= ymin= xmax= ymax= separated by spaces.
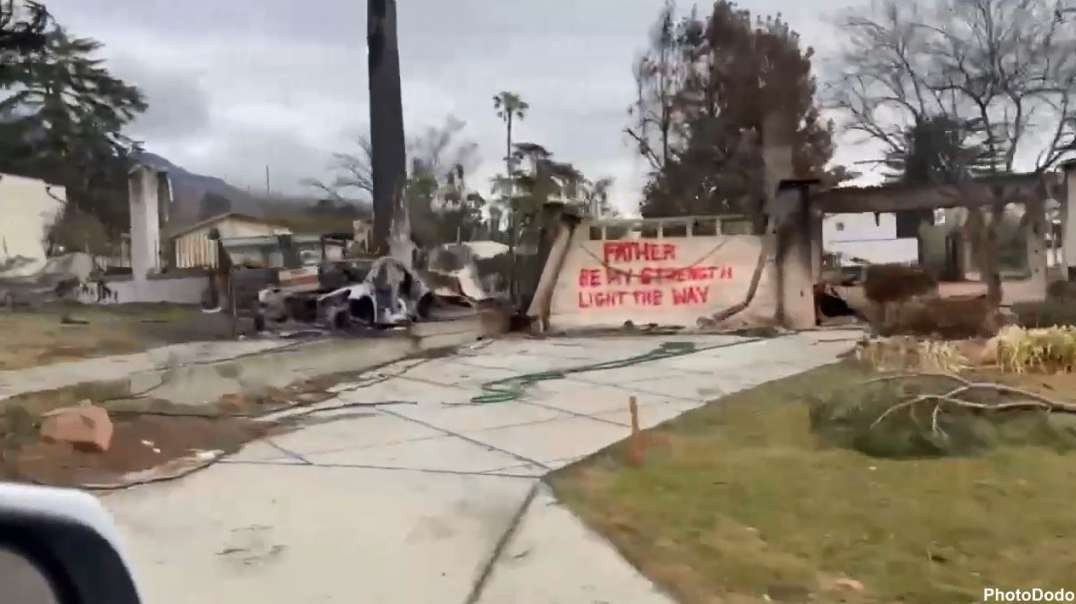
xmin=493 ymin=92 xmax=529 ymax=303
xmin=493 ymin=91 xmax=529 ymax=176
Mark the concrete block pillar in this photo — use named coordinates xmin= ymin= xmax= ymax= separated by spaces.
xmin=777 ymin=184 xmax=817 ymax=330
xmin=128 ymin=165 xmax=161 ymax=280
xmin=762 ymin=110 xmax=815 ymax=329
xmin=809 ymin=208 xmax=823 ymax=282
xmin=1024 ymin=196 xmax=1049 ymax=301
xmin=1063 ymin=162 xmax=1076 ymax=279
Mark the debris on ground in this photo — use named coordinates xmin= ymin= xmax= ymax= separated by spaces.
xmin=39 ymin=404 xmax=113 ymax=452
xmin=884 ymin=295 xmax=1006 ymax=338
xmin=421 ymin=242 xmax=510 ymax=302
xmin=255 ymin=256 xmax=445 ymax=332
xmin=829 ymin=578 xmax=865 ymax=593
xmin=10 ymin=415 xmax=270 ymax=488
xmin=863 ymin=264 xmax=937 ymax=305
xmin=816 ymin=263 xmax=1014 ymax=338
xmin=0 ymin=252 xmax=97 ymax=307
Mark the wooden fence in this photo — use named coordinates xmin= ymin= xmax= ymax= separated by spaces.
xmin=175 ymin=237 xmax=219 ymax=269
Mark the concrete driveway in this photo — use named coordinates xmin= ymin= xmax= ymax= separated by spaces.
xmin=100 ymin=331 xmax=857 ymax=603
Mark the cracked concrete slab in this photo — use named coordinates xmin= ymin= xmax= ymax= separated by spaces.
xmin=102 ymin=464 xmax=535 ymax=604
xmin=520 ymin=384 xmax=688 ymax=419
xmin=268 ymin=412 xmax=444 ymax=459
xmin=389 ymin=399 xmax=572 ymax=433
xmin=224 ymin=440 xmax=311 ymax=464
xmin=478 ymin=485 xmax=671 ymax=604
xmin=97 ymin=332 xmax=857 ymax=603
xmin=465 ymin=415 xmax=632 ymax=471
xmin=305 ymin=432 xmax=532 ymax=473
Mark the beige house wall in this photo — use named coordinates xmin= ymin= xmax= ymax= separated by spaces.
xmin=173 ymin=217 xmax=290 ymax=269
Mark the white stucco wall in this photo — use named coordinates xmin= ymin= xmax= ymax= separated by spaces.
xmin=129 ymin=167 xmax=162 ymax=279
xmin=0 ymin=174 xmax=66 ymax=278
xmin=78 ymin=275 xmax=209 ymax=305
xmin=828 ymin=239 xmax=919 ymax=266
xmin=824 ymin=212 xmax=917 ymax=266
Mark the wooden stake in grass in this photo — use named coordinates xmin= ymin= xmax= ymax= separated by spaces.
xmin=627 ymin=395 xmax=645 ymax=467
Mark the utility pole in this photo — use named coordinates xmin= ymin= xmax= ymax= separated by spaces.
xmin=367 ymin=0 xmax=408 ymax=260
xmin=265 ymin=165 xmax=271 ymax=197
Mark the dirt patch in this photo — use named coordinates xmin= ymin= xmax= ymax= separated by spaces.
xmin=4 ymin=415 xmax=272 ymax=488
xmin=0 ymin=376 xmax=334 ymax=488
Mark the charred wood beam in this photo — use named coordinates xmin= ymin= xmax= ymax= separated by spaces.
xmin=810 ymin=174 xmax=1050 ymax=214
xmin=367 ymin=0 xmax=407 ymax=256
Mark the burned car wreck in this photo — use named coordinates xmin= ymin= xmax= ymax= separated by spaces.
xmin=254 ymin=257 xmax=437 ymax=332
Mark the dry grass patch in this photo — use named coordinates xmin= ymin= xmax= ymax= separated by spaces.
xmin=0 ymin=302 xmax=236 ymax=370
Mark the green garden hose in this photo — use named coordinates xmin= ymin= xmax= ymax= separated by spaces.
xmin=469 ymin=337 xmax=769 ymax=404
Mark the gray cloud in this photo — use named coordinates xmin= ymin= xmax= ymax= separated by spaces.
xmin=107 ymin=54 xmax=212 ymax=141
xmin=40 ymin=0 xmax=868 ymax=211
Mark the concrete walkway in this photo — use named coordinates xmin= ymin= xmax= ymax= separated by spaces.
xmin=99 ymin=331 xmax=859 ymax=603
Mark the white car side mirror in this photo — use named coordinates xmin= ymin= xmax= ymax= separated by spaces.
xmin=0 ymin=484 xmax=141 ymax=603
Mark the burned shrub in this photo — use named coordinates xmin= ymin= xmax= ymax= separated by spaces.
xmin=863 ymin=264 xmax=937 ymax=304
xmin=882 ymin=296 xmax=1003 ymax=339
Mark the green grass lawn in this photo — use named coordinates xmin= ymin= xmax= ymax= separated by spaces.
xmin=551 ymin=363 xmax=1076 ymax=604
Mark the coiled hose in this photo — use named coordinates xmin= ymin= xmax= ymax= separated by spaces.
xmin=469 ymin=338 xmax=766 ymax=404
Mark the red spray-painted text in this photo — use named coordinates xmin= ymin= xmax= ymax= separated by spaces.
xmin=576 ymin=241 xmax=733 ymax=309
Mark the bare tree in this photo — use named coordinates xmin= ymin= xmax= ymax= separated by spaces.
xmin=408 ymin=114 xmax=479 ymax=179
xmin=625 ymin=0 xmax=694 ymax=172
xmin=833 ymin=0 xmax=1076 ymax=302
xmin=309 ymin=116 xmax=478 ymax=203
xmin=303 ymin=134 xmax=374 ymax=200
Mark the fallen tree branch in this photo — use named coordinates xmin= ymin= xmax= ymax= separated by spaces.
xmin=931 ymin=401 xmax=946 ymax=438
xmin=862 ymin=373 xmax=972 ymax=387
xmin=868 ymin=374 xmax=1076 ymax=432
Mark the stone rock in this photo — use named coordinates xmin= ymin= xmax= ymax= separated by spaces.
xmin=832 ymin=578 xmax=865 ymax=592
xmin=40 ymin=405 xmax=113 ymax=452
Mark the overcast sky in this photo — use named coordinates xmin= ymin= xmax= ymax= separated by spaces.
xmin=43 ymin=0 xmax=869 ymax=213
